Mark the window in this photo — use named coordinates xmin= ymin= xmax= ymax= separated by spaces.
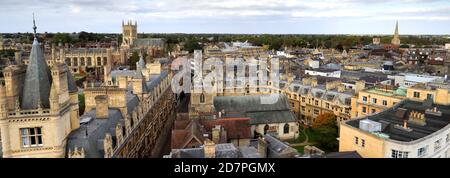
xmin=418 ymin=147 xmax=427 ymax=157
xmin=362 ymin=107 xmax=367 ymax=113
xmin=302 ymin=97 xmax=305 ymax=102
xmin=97 ymin=58 xmax=102 ymax=66
xmin=326 ymin=103 xmax=330 ymax=109
xmin=103 ymin=57 xmax=108 ymax=65
xmin=73 ymin=57 xmax=78 ymax=66
xmin=354 ymin=137 xmax=359 ymax=145
xmin=362 ymin=96 xmax=367 ymax=102
xmin=65 ymin=58 xmax=71 ymax=66
xmin=315 ymin=100 xmax=319 ymax=106
xmin=313 ymin=109 xmax=319 ymax=115
xmin=199 ymin=93 xmax=205 ymax=104
xmin=435 ymin=139 xmax=442 ymax=151
xmin=80 ymin=57 xmax=85 ymax=66
xmin=361 ymin=139 xmax=365 ymax=147
xmin=20 ymin=127 xmax=43 ymax=148
xmin=87 ymin=57 xmax=92 ymax=66
xmin=372 ymin=98 xmax=377 ymax=104
xmin=413 ymin=91 xmax=420 ymax=98
xmin=427 ymin=94 xmax=433 ymax=100
xmin=283 ymin=124 xmax=290 ymax=134
xmin=391 ymin=150 xmax=409 ymax=158
xmin=372 ymin=109 xmax=376 ymax=114
xmin=382 ymin=100 xmax=388 ymax=106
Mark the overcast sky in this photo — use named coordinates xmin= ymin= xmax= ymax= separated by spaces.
xmin=1 ymin=0 xmax=449 ymax=34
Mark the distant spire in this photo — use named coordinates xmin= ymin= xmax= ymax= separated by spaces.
xmin=32 ymin=13 xmax=37 ymax=38
xmin=394 ymin=20 xmax=399 ymax=36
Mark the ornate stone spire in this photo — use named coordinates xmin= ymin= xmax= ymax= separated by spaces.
xmin=21 ymin=14 xmax=52 ymax=109
xmin=391 ymin=20 xmax=400 ymax=46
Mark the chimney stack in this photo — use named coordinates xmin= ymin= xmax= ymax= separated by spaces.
xmin=95 ymin=95 xmax=109 ymax=119
xmin=204 ymin=139 xmax=216 ymax=158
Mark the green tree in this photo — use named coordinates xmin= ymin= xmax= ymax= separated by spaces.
xmin=128 ymin=51 xmax=140 ymax=69
xmin=312 ymin=113 xmax=339 ymax=152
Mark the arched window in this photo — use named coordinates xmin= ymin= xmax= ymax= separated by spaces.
xmin=200 ymin=93 xmax=205 ymax=104
xmin=264 ymin=124 xmax=269 ymax=134
xmin=283 ymin=123 xmax=290 ymax=134
xmin=87 ymin=57 xmax=92 ymax=66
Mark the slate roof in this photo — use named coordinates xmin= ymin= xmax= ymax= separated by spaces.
xmin=66 ymin=108 xmax=124 ymax=158
xmin=21 ymin=38 xmax=52 ymax=109
xmin=286 ymin=82 xmax=353 ymax=106
xmin=133 ymin=38 xmax=165 ymax=47
xmin=213 ymin=94 xmax=297 ymax=125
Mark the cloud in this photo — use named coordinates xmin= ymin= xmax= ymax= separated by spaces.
xmin=0 ymin=0 xmax=449 ymax=34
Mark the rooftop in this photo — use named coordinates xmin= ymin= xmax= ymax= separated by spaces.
xmin=346 ymin=100 xmax=450 ymax=142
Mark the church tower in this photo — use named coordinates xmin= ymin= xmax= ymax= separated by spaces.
xmin=391 ymin=20 xmax=400 ymax=46
xmin=121 ymin=20 xmax=137 ymax=48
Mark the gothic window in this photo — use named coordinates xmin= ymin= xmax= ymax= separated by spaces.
xmin=20 ymin=127 xmax=43 ymax=147
xmin=200 ymin=93 xmax=205 ymax=104
xmin=283 ymin=123 xmax=289 ymax=134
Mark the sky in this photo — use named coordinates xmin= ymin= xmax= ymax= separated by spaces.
xmin=0 ymin=0 xmax=449 ymax=34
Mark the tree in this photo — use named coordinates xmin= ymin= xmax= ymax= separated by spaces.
xmin=128 ymin=51 xmax=140 ymax=69
xmin=312 ymin=113 xmax=339 ymax=152
xmin=312 ymin=112 xmax=336 ymax=128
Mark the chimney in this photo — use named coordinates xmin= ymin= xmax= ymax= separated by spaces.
xmin=258 ymin=137 xmax=268 ymax=158
xmin=95 ymin=95 xmax=109 ymax=119
xmin=14 ymin=51 xmax=22 ymax=64
xmin=311 ymin=77 xmax=318 ymax=87
xmin=302 ymin=77 xmax=311 ymax=85
xmin=204 ymin=139 xmax=216 ymax=158
xmin=212 ymin=126 xmax=221 ymax=144
xmin=337 ymin=85 xmax=346 ymax=92
xmin=355 ymin=80 xmax=366 ymax=93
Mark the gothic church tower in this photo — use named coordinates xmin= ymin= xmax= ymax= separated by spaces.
xmin=121 ymin=20 xmax=137 ymax=48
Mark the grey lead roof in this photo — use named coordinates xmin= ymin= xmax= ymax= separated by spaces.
xmin=213 ymin=94 xmax=297 ymax=125
xmin=66 ymin=108 xmax=124 ymax=158
xmin=21 ymin=38 xmax=52 ymax=109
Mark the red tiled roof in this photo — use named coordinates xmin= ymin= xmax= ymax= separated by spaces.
xmin=200 ymin=118 xmax=252 ymax=140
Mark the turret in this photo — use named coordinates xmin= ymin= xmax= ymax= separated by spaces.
xmin=49 ymin=82 xmax=59 ymax=113
xmin=0 ymin=84 xmax=8 ymax=119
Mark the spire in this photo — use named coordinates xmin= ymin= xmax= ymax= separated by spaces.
xmin=394 ymin=20 xmax=399 ymax=36
xmin=21 ymin=14 xmax=52 ymax=109
xmin=32 ymin=13 xmax=37 ymax=38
